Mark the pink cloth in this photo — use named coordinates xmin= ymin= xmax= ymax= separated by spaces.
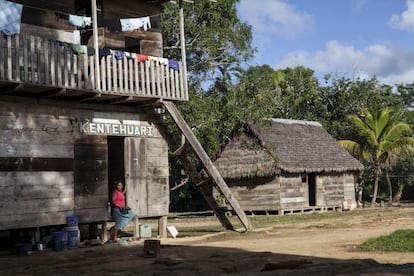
xmin=112 ymin=190 xmax=125 ymax=208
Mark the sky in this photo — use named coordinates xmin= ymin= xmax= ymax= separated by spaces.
xmin=237 ymin=0 xmax=414 ymax=86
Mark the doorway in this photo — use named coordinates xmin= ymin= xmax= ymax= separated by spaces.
xmin=107 ymin=136 xmax=125 ymax=201
xmin=308 ymin=173 xmax=316 ymax=206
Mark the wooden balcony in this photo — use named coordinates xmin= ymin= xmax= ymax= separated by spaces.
xmin=0 ymin=34 xmax=188 ymax=104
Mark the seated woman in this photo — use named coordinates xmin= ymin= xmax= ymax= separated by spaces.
xmin=110 ymin=180 xmax=136 ymax=241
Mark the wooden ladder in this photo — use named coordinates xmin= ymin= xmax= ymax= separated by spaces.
xmin=148 ymin=101 xmax=252 ymax=231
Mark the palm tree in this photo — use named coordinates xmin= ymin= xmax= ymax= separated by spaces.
xmin=338 ymin=108 xmax=414 ymax=206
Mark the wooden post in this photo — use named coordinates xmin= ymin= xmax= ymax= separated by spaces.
xmin=158 ymin=216 xmax=167 ymax=238
xmin=133 ymin=217 xmax=140 ymax=239
xmin=179 ymin=0 xmax=188 ymax=99
xmin=91 ymin=0 xmax=101 ymax=91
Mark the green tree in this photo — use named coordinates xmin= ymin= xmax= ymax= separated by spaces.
xmin=322 ymin=76 xmax=402 ymax=140
xmin=161 ymin=0 xmax=254 ymax=84
xmin=339 ymin=108 xmax=414 ymax=206
xmin=391 ymin=153 xmax=414 ymax=202
xmin=275 ymin=66 xmax=326 ymax=121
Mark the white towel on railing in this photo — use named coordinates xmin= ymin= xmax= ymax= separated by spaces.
xmin=0 ymin=0 xmax=23 ymax=35
xmin=120 ymin=17 xmax=151 ymax=32
xmin=149 ymin=56 xmax=168 ymax=66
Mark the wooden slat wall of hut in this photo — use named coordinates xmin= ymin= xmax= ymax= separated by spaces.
xmin=20 ymin=5 xmax=75 ymax=31
xmin=226 ymin=177 xmax=281 ymax=211
xmin=83 ymin=28 xmax=163 ymax=57
xmin=12 ymin=0 xmax=75 ymax=14
xmin=319 ymin=174 xmax=354 ymax=206
xmin=0 ymin=101 xmax=75 ymax=230
xmin=73 ymin=135 xmax=108 ymax=223
xmin=125 ymin=137 xmax=169 ymax=217
xmin=103 ymin=0 xmax=161 ymax=19
xmin=145 ymin=138 xmax=169 ymax=216
xmin=279 ymin=175 xmax=308 ymax=209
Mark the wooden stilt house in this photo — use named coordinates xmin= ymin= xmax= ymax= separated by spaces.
xmin=0 ymin=0 xmax=250 ymax=240
xmin=213 ymin=119 xmax=364 ymax=215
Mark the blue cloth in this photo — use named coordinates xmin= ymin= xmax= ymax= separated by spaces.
xmin=168 ymin=60 xmax=179 ymax=71
xmin=112 ymin=208 xmax=136 ymax=230
xmin=113 ymin=50 xmax=125 ymax=60
xmin=99 ymin=47 xmax=111 ymax=59
xmin=0 ymin=0 xmax=23 ymax=35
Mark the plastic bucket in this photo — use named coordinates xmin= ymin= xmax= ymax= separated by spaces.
xmin=66 ymin=215 xmax=79 ymax=227
xmin=14 ymin=243 xmax=32 ymax=255
xmin=53 ymin=231 xmax=68 ymax=251
xmin=67 ymin=229 xmax=79 ymax=249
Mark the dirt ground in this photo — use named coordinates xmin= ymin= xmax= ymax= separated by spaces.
xmin=1 ymin=206 xmax=414 ymax=275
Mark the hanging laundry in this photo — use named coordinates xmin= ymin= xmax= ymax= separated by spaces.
xmin=73 ymin=30 xmax=81 ymax=45
xmin=71 ymin=44 xmax=87 ymax=55
xmin=69 ymin=14 xmax=92 ymax=28
xmin=124 ymin=52 xmax=137 ymax=59
xmin=120 ymin=17 xmax=151 ymax=32
xmin=168 ymin=60 xmax=180 ymax=71
xmin=113 ymin=50 xmax=125 ymax=60
xmin=87 ymin=47 xmax=95 ymax=56
xmin=99 ymin=47 xmax=111 ymax=59
xmin=137 ymin=54 xmax=149 ymax=63
xmin=149 ymin=56 xmax=168 ymax=66
xmin=0 ymin=0 xmax=23 ymax=36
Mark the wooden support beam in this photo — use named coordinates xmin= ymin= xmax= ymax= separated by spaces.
xmin=195 ymin=178 xmax=212 ymax=188
xmin=162 ymin=101 xmax=252 ymax=232
xmin=0 ymin=83 xmax=22 ymax=94
xmin=108 ymin=96 xmax=133 ymax=105
xmin=44 ymin=88 xmax=67 ymax=98
xmin=173 ymin=141 xmax=190 ymax=156
xmin=78 ymin=93 xmax=102 ymax=102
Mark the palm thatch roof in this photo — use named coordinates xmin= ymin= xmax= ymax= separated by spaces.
xmin=213 ymin=118 xmax=364 ymax=179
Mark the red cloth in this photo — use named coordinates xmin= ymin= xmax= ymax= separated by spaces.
xmin=112 ymin=190 xmax=125 ymax=208
xmin=137 ymin=54 xmax=149 ymax=63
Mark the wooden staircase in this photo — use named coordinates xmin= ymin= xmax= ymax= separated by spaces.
xmin=147 ymin=101 xmax=252 ymax=231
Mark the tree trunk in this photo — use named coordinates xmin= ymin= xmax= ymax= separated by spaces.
xmin=392 ymin=181 xmax=405 ymax=203
xmin=385 ymin=170 xmax=393 ymax=205
xmin=371 ymin=168 xmax=380 ymax=207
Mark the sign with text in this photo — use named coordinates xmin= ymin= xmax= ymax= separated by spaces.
xmin=80 ymin=119 xmax=154 ymax=137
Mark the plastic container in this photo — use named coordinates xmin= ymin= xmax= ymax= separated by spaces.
xmin=67 ymin=229 xmax=79 ymax=249
xmin=143 ymin=239 xmax=160 ymax=257
xmin=14 ymin=243 xmax=32 ymax=255
xmin=66 ymin=215 xmax=79 ymax=227
xmin=53 ymin=231 xmax=68 ymax=251
xmin=139 ymin=224 xmax=152 ymax=238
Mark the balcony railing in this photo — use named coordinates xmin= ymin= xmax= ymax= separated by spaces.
xmin=0 ymin=34 xmax=188 ymax=101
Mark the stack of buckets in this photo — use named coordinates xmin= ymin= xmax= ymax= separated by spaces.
xmin=53 ymin=215 xmax=80 ymax=251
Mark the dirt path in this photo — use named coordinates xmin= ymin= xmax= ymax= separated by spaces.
xmin=1 ymin=207 xmax=414 ymax=275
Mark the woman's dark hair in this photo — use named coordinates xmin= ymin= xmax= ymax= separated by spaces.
xmin=114 ymin=180 xmax=123 ymax=188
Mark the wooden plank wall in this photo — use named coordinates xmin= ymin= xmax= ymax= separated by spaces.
xmin=0 ymin=101 xmax=75 ymax=230
xmin=226 ymin=177 xmax=281 ymax=211
xmin=319 ymin=174 xmax=348 ymax=206
xmin=73 ymin=135 xmax=108 ymax=223
xmin=145 ymin=138 xmax=169 ymax=217
xmin=279 ymin=175 xmax=308 ymax=209
xmin=103 ymin=0 xmax=161 ymax=19
xmin=12 ymin=0 xmax=75 ymax=14
xmin=125 ymin=137 xmax=169 ymax=217
xmin=0 ymin=96 xmax=169 ymax=230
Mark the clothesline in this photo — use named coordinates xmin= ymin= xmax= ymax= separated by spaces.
xmin=0 ymin=0 xmax=162 ymax=35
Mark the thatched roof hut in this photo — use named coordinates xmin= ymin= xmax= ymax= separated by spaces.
xmin=214 ymin=119 xmax=364 ymax=179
